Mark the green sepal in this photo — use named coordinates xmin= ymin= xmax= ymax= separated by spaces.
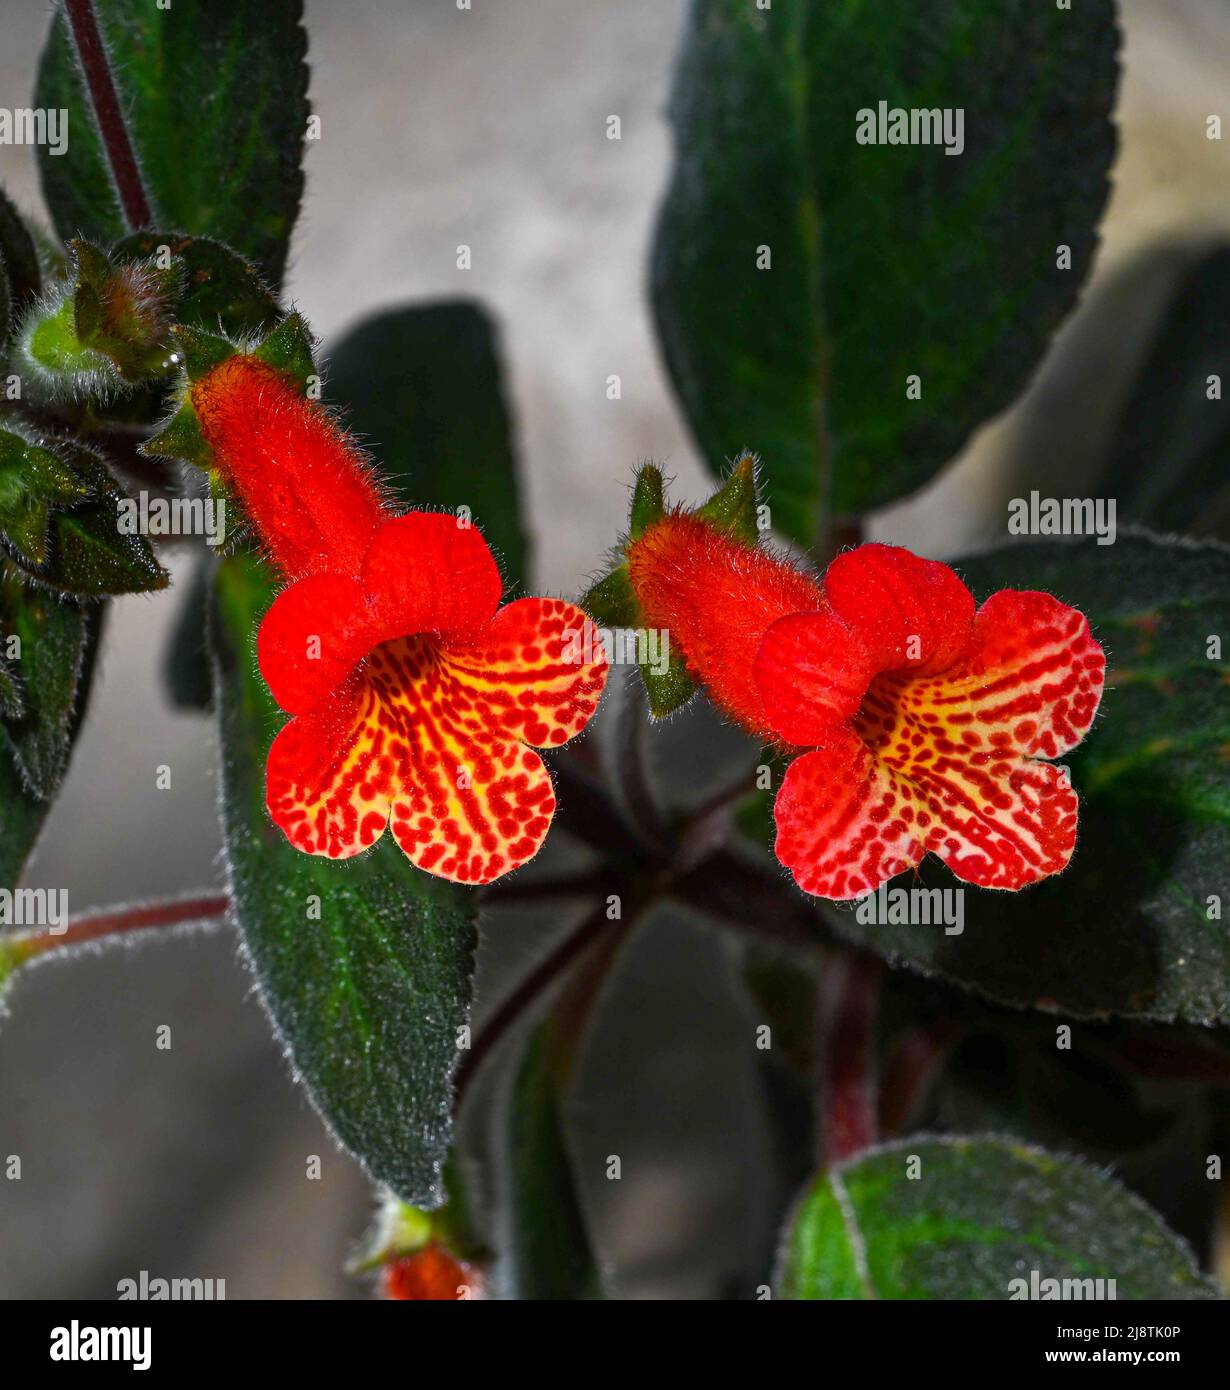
xmin=584 ymin=455 xmax=764 ymax=718
xmin=640 ymin=650 xmax=698 ymax=718
xmin=629 ymin=463 xmax=665 ymax=539
xmin=0 ymin=428 xmax=91 ymax=568
xmin=252 ymin=311 xmax=316 ymax=391
xmin=142 ymin=399 xmax=212 ymax=469
xmin=169 ymin=323 xmax=236 ymax=382
xmin=580 ymin=563 xmax=639 ymax=629
xmin=19 ymin=238 xmax=181 ymax=393
xmin=694 ymin=450 xmax=760 ymax=544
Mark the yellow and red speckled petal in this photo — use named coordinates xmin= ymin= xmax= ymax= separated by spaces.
xmin=848 ymin=590 xmax=1105 ymax=890
xmin=439 ymin=597 xmax=609 ymax=749
xmin=257 ymin=572 xmax=377 ymax=715
xmin=265 ymin=676 xmax=394 ymax=859
xmin=773 ymin=736 xmax=929 ymax=900
xmin=362 ymin=636 xmax=558 ymax=884
xmin=389 ymin=736 xmax=555 ymax=885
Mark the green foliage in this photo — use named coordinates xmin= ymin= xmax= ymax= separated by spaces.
xmin=36 ymin=0 xmax=308 ymax=288
xmin=654 ymin=0 xmax=1119 ymax=539
xmin=325 ymin=302 xmax=528 ymax=588
xmin=776 ymin=1136 xmax=1217 ymax=1299
xmin=212 ymin=551 xmax=478 ymax=1207
xmin=0 ymin=575 xmax=100 ymax=885
xmin=0 ymin=430 xmax=166 ymax=596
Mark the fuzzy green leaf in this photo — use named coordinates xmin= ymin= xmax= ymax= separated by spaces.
xmin=325 ymin=301 xmax=529 ymax=588
xmin=777 ymin=1135 xmax=1216 ymax=1300
xmin=212 ymin=551 xmax=478 ymax=1207
xmin=0 ymin=574 xmax=102 ymax=801
xmin=653 ymin=0 xmax=1119 ymax=538
xmin=35 ymin=0 xmax=307 ymax=288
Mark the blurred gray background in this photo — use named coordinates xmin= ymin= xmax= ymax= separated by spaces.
xmin=0 ymin=0 xmax=1228 ymax=1298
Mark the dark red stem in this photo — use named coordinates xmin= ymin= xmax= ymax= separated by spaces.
xmin=817 ymin=950 xmax=881 ymax=1166
xmin=17 ymin=893 xmax=229 ymax=962
xmin=879 ymin=1022 xmax=960 ymax=1136
xmin=63 ymin=0 xmax=152 ymax=229
xmin=453 ymin=905 xmax=615 ymax=1109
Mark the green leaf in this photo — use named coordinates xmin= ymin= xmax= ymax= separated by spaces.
xmin=0 ymin=737 xmax=47 ymax=894
xmin=825 ymin=534 xmax=1230 ymax=1024
xmin=35 ymin=0 xmax=308 ymax=288
xmin=776 ymin=1135 xmax=1216 ymax=1300
xmin=0 ymin=573 xmax=102 ymax=800
xmin=162 ymin=550 xmax=213 ymax=712
xmin=0 ymin=432 xmax=167 ymax=597
xmin=0 ymin=189 xmax=42 ymax=318
xmin=325 ymin=302 xmax=529 ymax=588
xmin=113 ymin=232 xmax=280 ymax=339
xmin=212 ymin=551 xmax=478 ymax=1207
xmin=0 ymin=575 xmax=101 ymax=887
xmin=653 ymin=0 xmax=1119 ymax=539
xmin=505 ymin=1025 xmax=603 ymax=1299
xmin=1095 ymin=244 xmax=1230 ymax=536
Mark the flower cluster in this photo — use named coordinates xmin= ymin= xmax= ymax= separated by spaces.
xmin=624 ymin=510 xmax=1106 ymax=900
xmin=187 ymin=351 xmax=608 ymax=884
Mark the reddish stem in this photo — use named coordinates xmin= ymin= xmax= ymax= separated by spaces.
xmin=14 ymin=893 xmax=228 ymax=963
xmin=817 ymin=951 xmax=881 ymax=1166
xmin=452 ymin=904 xmax=616 ymax=1109
xmin=63 ymin=0 xmax=153 ymax=229
xmin=879 ymin=1022 xmax=960 ymax=1136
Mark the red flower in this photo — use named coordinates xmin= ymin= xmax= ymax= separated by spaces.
xmin=192 ymin=355 xmax=607 ymax=883
xmin=382 ymin=1244 xmax=483 ymax=1300
xmin=628 ymin=518 xmax=1105 ymax=900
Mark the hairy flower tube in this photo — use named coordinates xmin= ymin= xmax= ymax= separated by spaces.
xmin=627 ymin=516 xmax=1105 ymax=900
xmin=189 ymin=353 xmax=607 ymax=884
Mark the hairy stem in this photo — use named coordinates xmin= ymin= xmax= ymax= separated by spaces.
xmin=10 ymin=892 xmax=228 ymax=964
xmin=63 ymin=0 xmax=153 ymax=229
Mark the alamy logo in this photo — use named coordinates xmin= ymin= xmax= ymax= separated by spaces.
xmin=117 ymin=492 xmax=227 ymax=548
xmin=562 ymin=624 xmax=670 ymax=677
xmin=1008 ymin=1270 xmax=1118 ymax=1300
xmin=855 ymin=101 xmax=964 ymax=156
xmin=853 ymin=884 xmax=964 ymax=935
xmin=1008 ymin=492 xmax=1116 ymax=546
xmin=0 ymin=107 xmax=68 ymax=156
xmin=117 ymin=1269 xmax=226 ymax=1300
xmin=0 ymin=886 xmax=67 ymax=931
xmin=49 ymin=1321 xmax=151 ymax=1371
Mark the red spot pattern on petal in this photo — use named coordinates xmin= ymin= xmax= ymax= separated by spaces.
xmin=264 ymin=605 xmax=607 ymax=884
xmin=772 ymin=587 xmax=1105 ymax=897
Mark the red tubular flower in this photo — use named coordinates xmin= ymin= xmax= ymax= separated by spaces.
xmin=191 ymin=355 xmax=607 ymax=884
xmin=628 ymin=519 xmax=1105 ymax=900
